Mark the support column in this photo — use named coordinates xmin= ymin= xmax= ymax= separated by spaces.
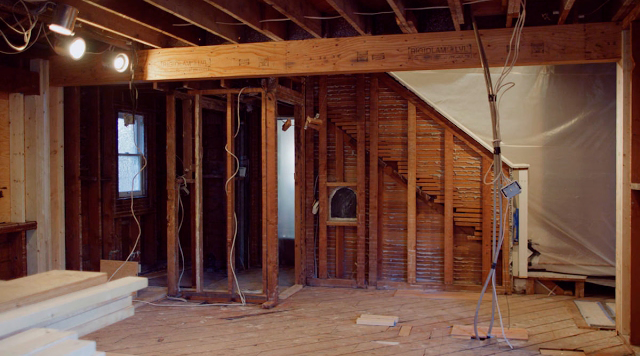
xmin=226 ymin=94 xmax=236 ymax=296
xmin=407 ymin=102 xmax=417 ymax=284
xmin=166 ymin=93 xmax=178 ymax=295
xmin=444 ymin=130 xmax=454 ymax=285
xmin=318 ymin=77 xmax=328 ymax=279
xmin=356 ymin=75 xmax=366 ymax=287
xmin=368 ymin=77 xmax=379 ymax=287
xmin=194 ymin=95 xmax=204 ymax=292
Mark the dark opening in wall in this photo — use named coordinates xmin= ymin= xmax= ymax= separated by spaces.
xmin=329 ymin=187 xmax=357 ymax=220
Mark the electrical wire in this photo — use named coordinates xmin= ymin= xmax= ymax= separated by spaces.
xmin=470 ymin=0 xmax=526 ymax=349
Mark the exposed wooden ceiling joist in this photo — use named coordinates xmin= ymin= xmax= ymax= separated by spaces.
xmin=324 ymin=0 xmax=369 ymax=35
xmin=144 ymin=0 xmax=244 ymax=44
xmin=506 ymin=0 xmax=519 ymax=27
xmin=59 ymin=0 xmax=174 ymax=48
xmin=79 ymin=0 xmax=203 ymax=47
xmin=385 ymin=0 xmax=418 ymax=34
xmin=261 ymin=0 xmax=323 ymax=38
xmin=50 ymin=23 xmax=621 ymax=87
xmin=612 ymin=0 xmax=640 ymax=22
xmin=202 ymin=0 xmax=287 ymax=41
xmin=558 ymin=0 xmax=576 ymax=25
xmin=447 ymin=0 xmax=464 ymax=31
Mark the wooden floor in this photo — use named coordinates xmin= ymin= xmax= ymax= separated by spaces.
xmin=87 ymin=287 xmax=633 ymax=355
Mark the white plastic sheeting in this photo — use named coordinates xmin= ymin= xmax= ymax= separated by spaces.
xmin=392 ymin=64 xmax=616 ymax=276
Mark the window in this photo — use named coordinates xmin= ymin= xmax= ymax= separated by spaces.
xmin=117 ymin=112 xmax=145 ymax=197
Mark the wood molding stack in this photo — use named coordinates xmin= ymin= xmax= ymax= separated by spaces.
xmin=0 ymin=270 xmax=147 ymax=340
xmin=0 ymin=328 xmax=130 ymax=355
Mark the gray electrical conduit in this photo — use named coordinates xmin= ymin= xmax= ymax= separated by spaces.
xmin=471 ymin=17 xmax=514 ymax=349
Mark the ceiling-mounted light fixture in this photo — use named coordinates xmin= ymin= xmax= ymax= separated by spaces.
xmin=54 ymin=36 xmax=86 ymax=60
xmin=49 ymin=4 xmax=79 ymax=36
xmin=102 ymin=51 xmax=130 ymax=73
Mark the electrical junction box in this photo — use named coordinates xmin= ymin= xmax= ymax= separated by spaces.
xmin=501 ymin=181 xmax=522 ymax=199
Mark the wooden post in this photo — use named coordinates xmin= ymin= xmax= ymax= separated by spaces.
xmin=318 ymin=77 xmax=328 ymax=279
xmin=335 ymin=123 xmax=344 ymax=279
xmin=356 ymin=75 xmax=366 ymax=287
xmin=265 ymin=91 xmax=279 ymax=303
xmin=194 ymin=94 xmax=204 ymax=292
xmin=629 ymin=22 xmax=640 ymax=345
xmin=166 ymin=93 xmax=178 ymax=295
xmin=444 ymin=130 xmax=454 ymax=285
xmin=482 ymin=157 xmax=492 ymax=282
xmin=63 ymin=88 xmax=81 ymax=270
xmin=517 ymin=168 xmax=528 ymax=278
xmin=294 ymin=102 xmax=306 ymax=285
xmin=100 ymin=88 xmax=116 ymax=262
xmin=9 ymin=93 xmax=25 ymax=224
xmin=226 ymin=93 xmax=236 ymax=296
xmin=377 ymin=164 xmax=384 ymax=281
xmin=304 ymin=77 xmax=316 ymax=281
xmin=368 ymin=76 xmax=379 ymax=287
xmin=25 ymin=59 xmax=51 ymax=273
xmin=49 ymin=87 xmax=65 ymax=270
xmin=407 ymin=102 xmax=417 ymax=284
xmin=617 ymin=28 xmax=633 ymax=341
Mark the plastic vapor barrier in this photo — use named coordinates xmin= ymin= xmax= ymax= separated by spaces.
xmin=392 ymin=64 xmax=616 ymax=276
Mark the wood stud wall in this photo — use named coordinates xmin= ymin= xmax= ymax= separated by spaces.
xmin=306 ymin=73 xmax=512 ymax=291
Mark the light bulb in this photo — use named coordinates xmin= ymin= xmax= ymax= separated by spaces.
xmin=68 ymin=37 xmax=85 ymax=60
xmin=113 ymin=53 xmax=129 ymax=73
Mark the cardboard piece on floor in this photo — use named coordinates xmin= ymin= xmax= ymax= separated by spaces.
xmin=450 ymin=325 xmax=529 ymax=340
xmin=394 ymin=290 xmax=483 ymax=300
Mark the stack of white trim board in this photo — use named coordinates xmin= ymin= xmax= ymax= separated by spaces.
xmin=0 ymin=270 xmax=147 ymax=355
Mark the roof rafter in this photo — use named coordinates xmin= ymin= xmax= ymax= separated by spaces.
xmin=261 ymin=0 xmax=323 ymax=38
xmin=506 ymin=0 xmax=519 ymax=27
xmin=202 ymin=0 xmax=287 ymax=41
xmin=324 ymin=0 xmax=369 ymax=35
xmin=80 ymin=0 xmax=203 ymax=47
xmin=447 ymin=0 xmax=464 ymax=31
xmin=385 ymin=0 xmax=418 ymax=34
xmin=144 ymin=0 xmax=244 ymax=44
xmin=558 ymin=0 xmax=576 ymax=25
xmin=59 ymin=0 xmax=174 ymax=48
xmin=612 ymin=0 xmax=640 ymax=21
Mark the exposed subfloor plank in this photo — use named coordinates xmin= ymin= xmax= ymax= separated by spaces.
xmin=85 ymin=287 xmax=630 ymax=356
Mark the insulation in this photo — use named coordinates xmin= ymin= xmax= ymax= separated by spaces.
xmin=392 ymin=64 xmax=616 ymax=276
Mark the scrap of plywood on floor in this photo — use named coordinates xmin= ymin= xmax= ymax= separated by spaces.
xmin=0 ymin=270 xmax=107 ymax=313
xmin=398 ymin=325 xmax=412 ymax=337
xmin=539 ymin=349 xmax=586 ymax=355
xmin=574 ymin=300 xmax=615 ymax=329
xmin=356 ymin=314 xmax=399 ymax=326
xmin=605 ymin=302 xmax=616 ymax=318
xmin=450 ymin=324 xmax=529 ymax=340
xmin=279 ymin=284 xmax=304 ymax=300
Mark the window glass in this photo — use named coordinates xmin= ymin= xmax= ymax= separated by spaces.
xmin=117 ymin=112 xmax=145 ymax=196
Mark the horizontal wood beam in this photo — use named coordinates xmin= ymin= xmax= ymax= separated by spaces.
xmin=50 ymin=23 xmax=621 ymax=87
xmin=144 ymin=0 xmax=243 ymax=43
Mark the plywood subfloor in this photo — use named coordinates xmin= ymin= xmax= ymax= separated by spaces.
xmin=87 ymin=287 xmax=633 ymax=355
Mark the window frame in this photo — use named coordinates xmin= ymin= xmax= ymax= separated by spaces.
xmin=117 ymin=111 xmax=147 ymax=199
